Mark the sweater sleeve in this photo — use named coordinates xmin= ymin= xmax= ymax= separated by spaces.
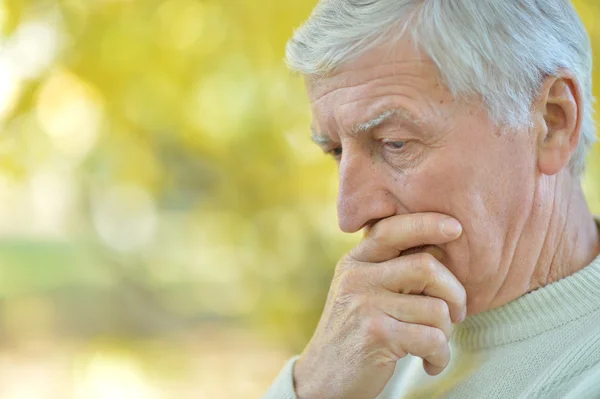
xmin=262 ymin=355 xmax=301 ymax=399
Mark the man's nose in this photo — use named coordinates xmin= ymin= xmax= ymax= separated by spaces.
xmin=336 ymin=151 xmax=398 ymax=234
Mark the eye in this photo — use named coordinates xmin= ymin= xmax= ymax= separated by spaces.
xmin=327 ymin=146 xmax=343 ymax=160
xmin=382 ymin=140 xmax=406 ymax=150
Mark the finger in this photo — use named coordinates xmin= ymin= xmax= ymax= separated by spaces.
xmin=382 ymin=318 xmax=451 ymax=374
xmin=375 ymin=291 xmax=453 ymax=339
xmin=368 ymin=252 xmax=467 ymax=323
xmin=424 ymin=359 xmax=447 ymax=376
xmin=350 ymin=213 xmax=462 ymax=263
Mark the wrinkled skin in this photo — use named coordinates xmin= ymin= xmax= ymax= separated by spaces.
xmin=292 ymin=36 xmax=600 ymax=399
xmin=307 ymin=39 xmax=599 ymax=314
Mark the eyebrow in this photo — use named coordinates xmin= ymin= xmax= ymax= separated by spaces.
xmin=353 ymin=108 xmax=423 ymax=134
xmin=311 ymin=107 xmax=425 ymax=147
xmin=311 ymin=129 xmax=332 ymax=146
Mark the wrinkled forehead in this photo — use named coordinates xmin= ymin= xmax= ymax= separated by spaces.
xmin=304 ymin=37 xmax=443 ymax=102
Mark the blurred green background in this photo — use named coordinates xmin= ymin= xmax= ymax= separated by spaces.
xmin=0 ymin=0 xmax=598 ymax=398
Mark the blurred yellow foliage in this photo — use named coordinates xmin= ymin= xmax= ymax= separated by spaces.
xmin=0 ymin=0 xmax=597 ymax=398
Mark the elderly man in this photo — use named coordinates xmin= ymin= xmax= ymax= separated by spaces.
xmin=264 ymin=1 xmax=600 ymax=398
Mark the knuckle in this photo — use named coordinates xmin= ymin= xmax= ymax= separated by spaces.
xmin=341 ymin=292 xmax=369 ymax=315
xmin=344 ymin=246 xmax=364 ymax=264
xmin=335 ymin=267 xmax=362 ymax=295
xmin=433 ymin=345 xmax=451 ymax=368
xmin=424 ymin=327 xmax=447 ymax=349
xmin=391 ymin=346 xmax=408 ymax=360
xmin=364 ymin=316 xmax=387 ymax=344
xmin=428 ymin=299 xmax=450 ymax=319
xmin=332 ymin=275 xmax=370 ymax=313
xmin=447 ymin=285 xmax=467 ymax=317
xmin=417 ymin=252 xmax=438 ymax=276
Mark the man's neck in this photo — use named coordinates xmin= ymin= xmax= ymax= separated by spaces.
xmin=528 ymin=179 xmax=600 ymax=292
xmin=484 ymin=172 xmax=600 ymax=313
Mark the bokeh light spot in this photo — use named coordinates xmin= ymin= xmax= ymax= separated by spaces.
xmin=0 ymin=59 xmax=22 ymax=121
xmin=92 ymin=184 xmax=157 ymax=253
xmin=35 ymin=69 xmax=103 ymax=159
xmin=187 ymin=57 xmax=257 ymax=143
xmin=5 ymin=19 xmax=62 ymax=80
xmin=75 ymin=353 xmax=157 ymax=399
xmin=155 ymin=0 xmax=206 ymax=51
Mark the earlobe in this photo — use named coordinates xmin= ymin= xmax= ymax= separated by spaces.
xmin=536 ymin=72 xmax=582 ymax=176
xmin=538 ymin=134 xmax=571 ymax=176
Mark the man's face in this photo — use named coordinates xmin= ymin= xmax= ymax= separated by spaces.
xmin=307 ymin=39 xmax=541 ymax=312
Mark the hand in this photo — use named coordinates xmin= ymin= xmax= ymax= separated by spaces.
xmin=293 ymin=213 xmax=467 ymax=399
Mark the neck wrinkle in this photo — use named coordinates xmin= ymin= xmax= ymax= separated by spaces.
xmin=481 ymin=173 xmax=599 ymax=315
xmin=539 ymin=177 xmax=600 ymax=289
xmin=453 ymin=249 xmax=600 ymax=351
xmin=528 ymin=174 xmax=568 ymax=292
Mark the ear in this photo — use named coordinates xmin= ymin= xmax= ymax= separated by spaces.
xmin=534 ymin=70 xmax=583 ymax=176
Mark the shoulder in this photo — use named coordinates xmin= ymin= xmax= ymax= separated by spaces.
xmin=525 ymin=313 xmax=600 ymax=398
xmin=562 ymin=361 xmax=600 ymax=399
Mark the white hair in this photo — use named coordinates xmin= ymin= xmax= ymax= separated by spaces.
xmin=286 ymin=0 xmax=597 ymax=175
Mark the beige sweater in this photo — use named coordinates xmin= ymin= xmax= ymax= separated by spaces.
xmin=264 ymin=253 xmax=600 ymax=398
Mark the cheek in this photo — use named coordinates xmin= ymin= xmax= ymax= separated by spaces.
xmin=391 ymin=153 xmax=482 ymax=216
xmin=387 ymin=134 xmax=535 ymax=279
xmin=395 ymin=126 xmax=535 ymax=217
xmin=390 ymin=166 xmax=493 ymax=282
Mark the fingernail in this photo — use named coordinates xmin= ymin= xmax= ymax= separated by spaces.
xmin=441 ymin=218 xmax=462 ymax=237
xmin=460 ymin=309 xmax=467 ymax=323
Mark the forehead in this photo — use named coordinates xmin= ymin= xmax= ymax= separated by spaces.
xmin=306 ymin=38 xmax=444 ymax=104
xmin=305 ymin=37 xmax=456 ymax=137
